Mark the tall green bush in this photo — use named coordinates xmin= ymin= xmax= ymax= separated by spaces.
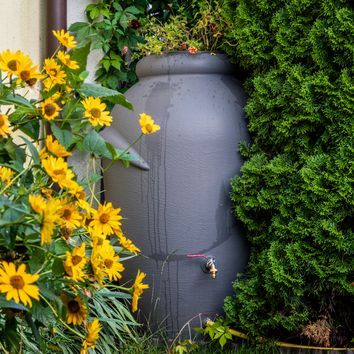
xmin=222 ymin=0 xmax=354 ymax=346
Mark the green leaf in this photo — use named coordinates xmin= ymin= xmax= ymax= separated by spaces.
xmin=0 ymin=297 xmax=28 ymax=311
xmin=52 ymin=258 xmax=65 ymax=276
xmin=78 ymin=82 xmax=133 ymax=110
xmin=20 ymin=120 xmax=40 ymax=140
xmin=20 ymin=136 xmax=40 ymax=165
xmin=51 ymin=124 xmax=74 ymax=148
xmin=69 ymin=22 xmax=90 ymax=32
xmin=81 ymin=129 xmax=111 ymax=158
xmin=219 ymin=334 xmax=227 ymax=348
xmin=53 ymin=239 xmax=70 ymax=255
xmin=125 ymin=6 xmax=143 ymax=15
xmin=70 ymin=42 xmax=91 ymax=72
xmin=4 ymin=318 xmax=20 ymax=353
xmin=31 ymin=302 xmax=56 ymax=325
xmin=0 ymin=93 xmax=33 ymax=108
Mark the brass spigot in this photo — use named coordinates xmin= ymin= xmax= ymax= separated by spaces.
xmin=205 ymin=257 xmax=218 ymax=279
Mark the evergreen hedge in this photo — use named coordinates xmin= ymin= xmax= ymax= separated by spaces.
xmin=222 ymin=0 xmax=354 ymax=346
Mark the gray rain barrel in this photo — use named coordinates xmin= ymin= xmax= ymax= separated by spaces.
xmin=102 ymin=52 xmax=248 ymax=337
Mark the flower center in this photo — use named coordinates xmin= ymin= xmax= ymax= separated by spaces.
xmin=7 ymin=60 xmax=18 ymax=71
xmin=68 ymin=300 xmax=80 ymax=313
xmin=60 ymin=226 xmax=71 ymax=239
xmin=99 ymin=213 xmax=109 ymax=224
xmin=20 ymin=70 xmax=31 ymax=81
xmin=90 ymin=108 xmax=101 ymax=118
xmin=104 ymin=259 xmax=114 ymax=269
xmin=53 ymin=168 xmax=65 ymax=176
xmin=27 ymin=78 xmax=37 ymax=86
xmin=49 ymin=68 xmax=58 ymax=76
xmin=10 ymin=275 xmax=25 ymax=289
xmin=63 ymin=208 xmax=72 ymax=220
xmin=44 ymin=104 xmax=56 ymax=117
xmin=71 ymin=255 xmax=82 ymax=266
xmin=0 ymin=115 xmax=5 ymax=127
xmin=145 ymin=124 xmax=153 ymax=133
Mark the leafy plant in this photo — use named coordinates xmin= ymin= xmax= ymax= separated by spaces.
xmin=137 ymin=0 xmax=229 ymax=56
xmin=194 ymin=319 xmax=233 ymax=349
xmin=222 ymin=0 xmax=354 ymax=347
xmin=0 ymin=29 xmax=156 ymax=353
xmin=69 ymin=0 xmax=191 ymax=91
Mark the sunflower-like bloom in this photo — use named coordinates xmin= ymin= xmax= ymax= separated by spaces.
xmin=28 ymin=194 xmax=46 ymax=214
xmin=57 ymin=51 xmax=79 ymax=70
xmin=40 ymin=97 xmax=61 ymax=121
xmin=92 ymin=241 xmax=125 ymax=282
xmin=0 ymin=262 xmax=39 ymax=307
xmin=0 ymin=113 xmax=12 ymax=138
xmin=117 ymin=233 xmax=141 ymax=254
xmin=81 ymin=319 xmax=101 ymax=353
xmin=139 ymin=113 xmax=160 ymax=134
xmin=64 ymin=243 xmax=87 ymax=281
xmin=52 ymin=30 xmax=77 ymax=49
xmin=41 ymin=156 xmax=76 ymax=190
xmin=89 ymin=202 xmax=122 ymax=237
xmin=82 ymin=97 xmax=112 ymax=127
xmin=15 ymin=55 xmax=44 ymax=86
xmin=0 ymin=50 xmax=27 ymax=75
xmin=131 ymin=270 xmax=149 ymax=313
xmin=0 ymin=166 xmax=14 ymax=184
xmin=65 ymin=179 xmax=84 ymax=198
xmin=59 ymin=200 xmax=82 ymax=229
xmin=41 ymin=199 xmax=60 ymax=244
xmin=61 ymin=294 xmax=87 ymax=325
xmin=43 ymin=58 xmax=66 ymax=85
xmin=44 ymin=135 xmax=72 ymax=157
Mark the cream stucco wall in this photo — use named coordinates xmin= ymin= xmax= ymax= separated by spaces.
xmin=0 ymin=0 xmax=46 ymax=71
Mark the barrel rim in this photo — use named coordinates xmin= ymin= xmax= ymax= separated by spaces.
xmin=136 ymin=52 xmax=235 ymax=78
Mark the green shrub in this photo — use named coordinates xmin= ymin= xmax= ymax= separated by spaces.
xmin=222 ymin=0 xmax=354 ymax=346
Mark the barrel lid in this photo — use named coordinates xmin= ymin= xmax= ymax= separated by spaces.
xmin=136 ymin=52 xmax=235 ymax=78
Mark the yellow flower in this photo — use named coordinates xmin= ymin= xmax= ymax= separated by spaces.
xmin=65 ymin=243 xmax=87 ymax=269
xmin=0 ymin=113 xmax=12 ymax=138
xmin=15 ymin=56 xmax=44 ymax=86
xmin=57 ymin=51 xmax=79 ymax=70
xmin=64 ymin=263 xmax=86 ymax=282
xmin=45 ymin=135 xmax=72 ymax=157
xmin=118 ymin=233 xmax=141 ymax=254
xmin=41 ymin=97 xmax=61 ymax=120
xmin=131 ymin=270 xmax=149 ymax=313
xmin=81 ymin=319 xmax=101 ymax=353
xmin=89 ymin=202 xmax=122 ymax=237
xmin=95 ymin=241 xmax=125 ymax=281
xmin=43 ymin=58 xmax=66 ymax=85
xmin=0 ymin=166 xmax=14 ymax=184
xmin=41 ymin=156 xmax=69 ymax=184
xmin=40 ymin=187 xmax=53 ymax=199
xmin=41 ymin=199 xmax=60 ymax=244
xmin=52 ymin=29 xmax=77 ymax=49
xmin=65 ymin=179 xmax=84 ymax=198
xmin=139 ymin=113 xmax=160 ymax=134
xmin=28 ymin=194 xmax=46 ymax=214
xmin=82 ymin=97 xmax=112 ymax=127
xmin=0 ymin=262 xmax=39 ymax=307
xmin=59 ymin=200 xmax=82 ymax=229
xmin=64 ymin=243 xmax=87 ymax=281
xmin=0 ymin=50 xmax=26 ymax=75
xmin=61 ymin=294 xmax=87 ymax=325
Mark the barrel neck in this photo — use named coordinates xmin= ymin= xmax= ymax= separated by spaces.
xmin=136 ymin=52 xmax=235 ymax=79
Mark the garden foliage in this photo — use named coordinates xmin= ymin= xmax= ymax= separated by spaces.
xmin=0 ymin=30 xmax=153 ymax=353
xmin=222 ymin=0 xmax=354 ymax=346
